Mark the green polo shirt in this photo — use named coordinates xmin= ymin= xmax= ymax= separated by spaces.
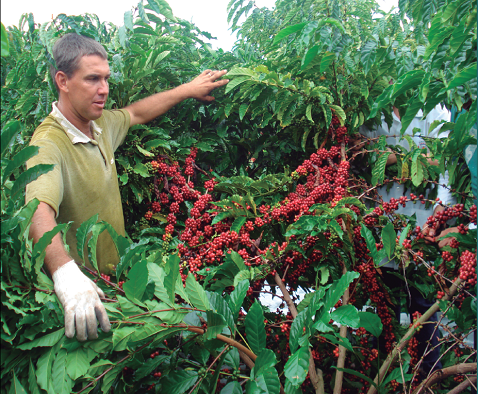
xmin=26 ymin=104 xmax=130 ymax=273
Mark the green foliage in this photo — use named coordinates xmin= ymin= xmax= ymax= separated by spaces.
xmin=1 ymin=23 xmax=9 ymax=57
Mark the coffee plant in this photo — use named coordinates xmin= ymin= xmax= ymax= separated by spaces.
xmin=1 ymin=0 xmax=476 ymax=393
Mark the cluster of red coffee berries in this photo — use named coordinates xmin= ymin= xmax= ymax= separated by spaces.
xmin=459 ymin=250 xmax=477 ymax=285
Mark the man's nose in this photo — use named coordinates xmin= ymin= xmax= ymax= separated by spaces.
xmin=98 ymin=79 xmax=109 ymax=95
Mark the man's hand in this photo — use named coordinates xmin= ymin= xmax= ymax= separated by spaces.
xmin=185 ymin=69 xmax=229 ymax=102
xmin=422 ymin=205 xmax=448 ymax=245
xmin=428 ymin=227 xmax=460 ymax=249
xmin=348 ymin=133 xmax=398 ymax=165
xmin=52 ymin=261 xmax=111 ymax=341
xmin=348 ymin=133 xmax=367 ymax=155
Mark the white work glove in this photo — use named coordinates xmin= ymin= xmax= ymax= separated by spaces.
xmin=52 ymin=260 xmax=111 ymax=341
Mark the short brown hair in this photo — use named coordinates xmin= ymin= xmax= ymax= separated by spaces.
xmin=50 ymin=33 xmax=108 ymax=92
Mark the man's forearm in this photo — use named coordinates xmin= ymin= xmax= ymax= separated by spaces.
xmin=124 ymin=69 xmax=229 ymax=126
xmin=29 ymin=202 xmax=72 ymax=275
xmin=124 ymin=83 xmax=191 ymax=126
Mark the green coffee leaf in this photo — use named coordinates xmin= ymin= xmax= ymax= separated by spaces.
xmin=87 ymin=360 xmax=114 ymax=377
xmin=447 ymin=63 xmax=477 ymax=90
xmin=117 ymin=295 xmax=143 ymax=316
xmin=124 ymin=10 xmax=133 ymax=30
xmin=231 ymin=216 xmax=247 ymax=233
xmin=359 ymin=311 xmax=383 ymax=337
xmin=112 ymin=326 xmax=136 ymax=351
xmin=371 ymin=152 xmax=391 ymax=186
xmin=226 ymin=67 xmax=258 ymax=78
xmin=211 ymin=210 xmax=234 ymax=225
xmin=138 ymin=2 xmax=149 ymax=23
xmin=9 ymin=371 xmax=27 ymax=394
xmin=284 ymin=379 xmax=302 ymax=394
xmin=164 ymin=254 xmax=179 ymax=305
xmin=36 ymin=342 xmax=60 ymax=392
xmin=323 ymin=271 xmax=360 ymax=312
xmin=399 ymin=224 xmax=412 ymax=246
xmin=1 ymin=22 xmax=9 ymax=57
xmin=66 ymin=347 xmax=92 ymax=380
xmin=133 ymin=162 xmax=150 ymax=177
xmin=321 ymin=333 xmax=354 ymax=352
xmin=381 ymin=222 xmax=396 ymax=259
xmin=301 ymin=45 xmax=319 ymax=70
xmin=284 ymin=346 xmax=309 ymax=386
xmin=86 ymin=222 xmax=106 ymax=273
xmin=118 ymin=25 xmax=127 ymax=48
xmin=220 ymin=381 xmax=242 ymax=394
xmin=10 ymin=164 xmax=54 ymax=201
xmin=361 ymin=225 xmax=379 ymax=264
xmin=331 ymin=304 xmax=360 ymax=328
xmin=320 ymin=52 xmax=336 ymax=73
xmin=329 ymin=105 xmax=346 ymax=126
xmin=289 ymin=309 xmax=307 ymax=353
xmin=230 ymin=251 xmax=247 ymax=271
xmin=228 ymin=279 xmax=248 ymax=320
xmin=101 ymin=365 xmax=122 ymax=393
xmin=1 ymin=120 xmax=21 ymax=157
xmin=411 ymin=151 xmax=424 ymax=186
xmin=18 ymin=328 xmax=64 ymax=350
xmin=225 ymin=76 xmax=250 ymax=94
xmin=123 ymin=260 xmax=149 ymax=302
xmin=208 ymin=292 xmax=235 ymax=334
xmin=249 ymin=366 xmax=280 ymax=394
xmin=2 ymin=145 xmax=39 ymax=186
xmin=103 ymin=222 xmax=130 ymax=260
xmin=52 ymin=349 xmax=74 ymax=394
xmin=245 ymin=300 xmax=266 ymax=355
xmin=28 ymin=360 xmax=41 ymax=394
xmin=161 ymin=370 xmax=198 ymax=392
xmin=76 ymin=214 xmax=99 ymax=263
xmin=131 ymin=324 xmax=169 ymax=342
xmin=361 ymin=40 xmax=377 ymax=75
xmin=186 ymin=273 xmax=210 ymax=311
xmin=205 ymin=310 xmax=227 ymax=340
xmin=147 ymin=263 xmax=173 ymax=306
xmin=252 ymin=349 xmax=277 ymax=377
xmin=273 ymin=22 xmax=306 ymax=44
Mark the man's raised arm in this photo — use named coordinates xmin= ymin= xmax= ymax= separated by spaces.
xmin=124 ymin=69 xmax=229 ymax=126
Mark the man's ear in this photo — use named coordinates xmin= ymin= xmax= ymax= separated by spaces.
xmin=55 ymin=71 xmax=69 ymax=93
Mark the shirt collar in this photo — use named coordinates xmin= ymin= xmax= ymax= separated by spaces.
xmin=51 ymin=102 xmax=102 ymax=144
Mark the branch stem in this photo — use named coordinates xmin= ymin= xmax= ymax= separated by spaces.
xmin=333 ymin=266 xmax=350 ymax=394
xmin=274 ymin=272 xmax=324 ymax=394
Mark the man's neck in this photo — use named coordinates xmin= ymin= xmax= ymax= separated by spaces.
xmin=57 ymin=100 xmax=93 ymax=138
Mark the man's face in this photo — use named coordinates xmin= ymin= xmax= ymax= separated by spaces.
xmin=64 ymin=55 xmax=110 ymax=121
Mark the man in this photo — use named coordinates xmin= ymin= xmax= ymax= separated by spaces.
xmin=26 ymin=33 xmax=229 ymax=341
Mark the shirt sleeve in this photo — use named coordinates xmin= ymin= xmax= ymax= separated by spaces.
xmin=98 ymin=109 xmax=131 ymax=152
xmin=25 ymin=138 xmax=64 ymax=217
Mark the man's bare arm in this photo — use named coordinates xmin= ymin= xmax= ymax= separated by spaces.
xmin=29 ymin=201 xmax=72 ymax=275
xmin=29 ymin=201 xmax=111 ymax=340
xmin=125 ymin=69 xmax=229 ymax=127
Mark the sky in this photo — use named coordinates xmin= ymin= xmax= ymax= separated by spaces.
xmin=1 ymin=0 xmax=398 ymax=51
